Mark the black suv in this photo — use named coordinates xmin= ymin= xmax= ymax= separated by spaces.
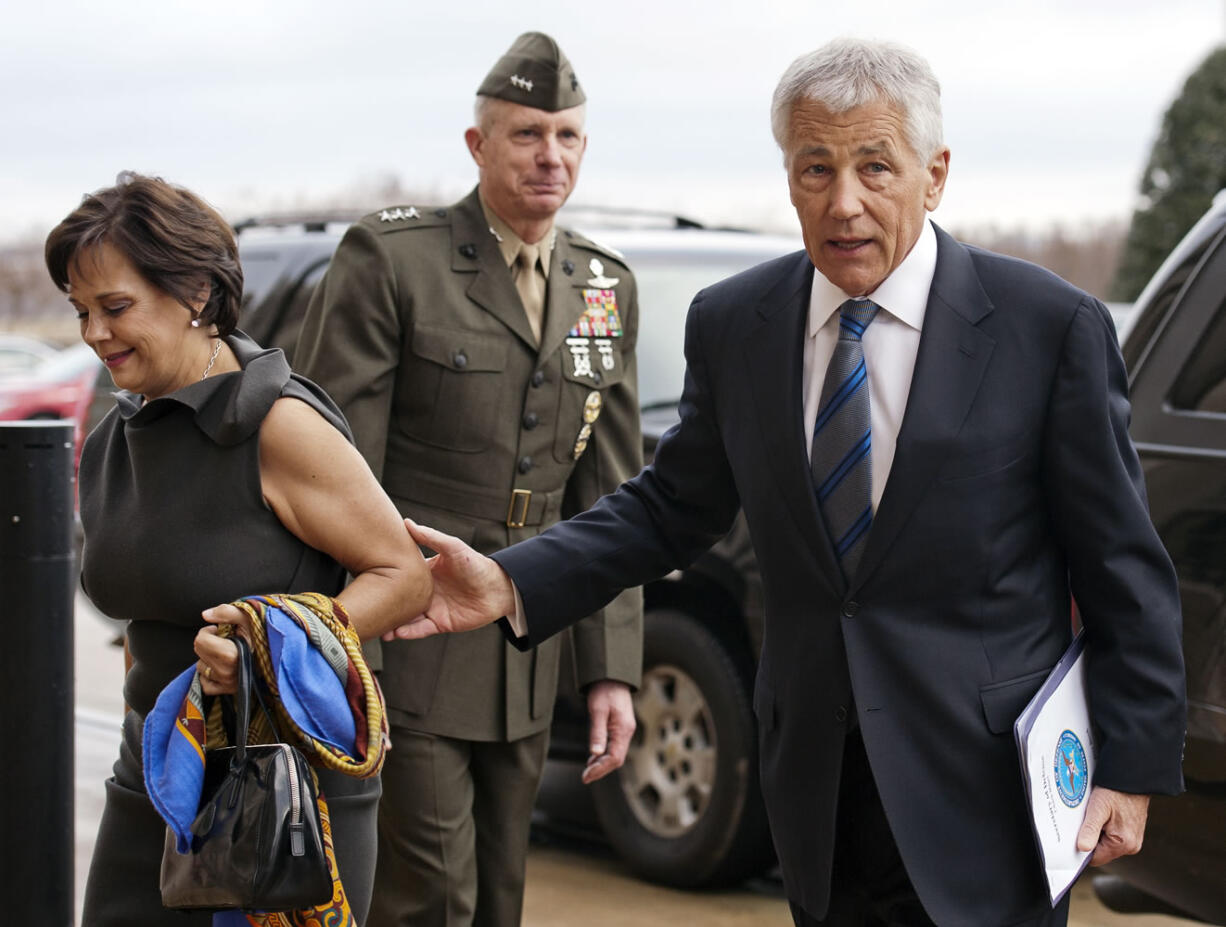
xmin=212 ymin=211 xmax=800 ymax=889
xmin=1089 ymin=190 xmax=1226 ymax=926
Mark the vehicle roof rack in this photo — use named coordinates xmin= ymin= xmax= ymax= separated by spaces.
xmin=559 ymin=204 xmax=712 ymax=230
xmin=231 ymin=210 xmax=363 ymax=234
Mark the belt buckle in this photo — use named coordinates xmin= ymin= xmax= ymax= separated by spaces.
xmin=506 ymin=489 xmax=532 ymax=528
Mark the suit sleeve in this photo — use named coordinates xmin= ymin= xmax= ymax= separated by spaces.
xmin=564 ymin=268 xmax=644 ymax=690
xmin=296 ymin=222 xmax=402 ymax=480
xmin=1043 ymin=296 xmax=1186 ymax=795
xmin=494 ymin=286 xmax=742 ymax=647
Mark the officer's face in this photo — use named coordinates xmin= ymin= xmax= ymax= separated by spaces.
xmin=785 ymin=98 xmax=948 ymax=297
xmin=467 ymin=100 xmax=587 ymax=230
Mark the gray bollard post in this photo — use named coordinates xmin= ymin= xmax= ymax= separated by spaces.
xmin=0 ymin=420 xmax=76 ymax=925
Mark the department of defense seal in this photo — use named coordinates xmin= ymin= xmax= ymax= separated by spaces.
xmin=1053 ymin=729 xmax=1089 ymax=808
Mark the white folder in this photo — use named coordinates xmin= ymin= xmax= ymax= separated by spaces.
xmin=1013 ymin=630 xmax=1096 ymax=905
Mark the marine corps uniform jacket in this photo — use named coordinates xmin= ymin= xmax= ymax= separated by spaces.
xmin=296 ymin=187 xmax=643 ymax=741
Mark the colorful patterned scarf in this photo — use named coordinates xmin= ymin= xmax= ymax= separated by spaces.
xmin=144 ymin=592 xmax=387 ymax=927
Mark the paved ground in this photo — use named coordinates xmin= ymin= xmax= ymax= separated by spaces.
xmin=72 ymin=593 xmax=1198 ymax=926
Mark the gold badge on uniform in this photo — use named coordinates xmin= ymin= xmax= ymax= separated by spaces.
xmin=583 ymin=390 xmax=602 ymax=423
xmin=571 ymin=289 xmax=623 ymax=338
xmin=572 ymin=422 xmax=593 ymax=459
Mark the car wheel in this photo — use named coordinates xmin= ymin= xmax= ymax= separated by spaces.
xmin=590 ymin=607 xmax=773 ymax=887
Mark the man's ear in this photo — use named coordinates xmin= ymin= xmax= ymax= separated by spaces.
xmin=464 ymin=126 xmax=485 ymax=167
xmin=925 ymin=148 xmax=950 ymax=212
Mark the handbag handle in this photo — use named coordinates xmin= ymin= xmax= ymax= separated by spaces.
xmin=229 ymin=635 xmax=254 ymax=767
xmin=225 ymin=635 xmax=285 ymax=763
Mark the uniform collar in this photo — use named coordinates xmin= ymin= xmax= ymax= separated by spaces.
xmin=478 ymin=192 xmax=554 ymax=277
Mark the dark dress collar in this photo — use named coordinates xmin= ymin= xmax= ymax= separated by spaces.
xmin=114 ymin=331 xmax=292 ymax=446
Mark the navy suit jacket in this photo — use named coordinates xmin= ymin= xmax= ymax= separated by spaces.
xmin=494 ymin=225 xmax=1186 ymax=926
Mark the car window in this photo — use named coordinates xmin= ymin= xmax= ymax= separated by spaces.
xmin=621 ymin=249 xmax=794 ymax=407
xmin=1170 ymin=297 xmax=1226 ymax=414
xmin=633 ymin=265 xmax=734 ymax=407
xmin=1126 ymin=220 xmax=1226 ymax=454
xmin=239 ymin=250 xmax=288 ymax=312
xmin=1124 ymin=221 xmax=1226 ymax=374
xmin=271 ymin=260 xmax=330 ymax=366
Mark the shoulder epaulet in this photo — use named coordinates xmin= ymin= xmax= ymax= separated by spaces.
xmin=561 ymin=228 xmax=629 ymax=268
xmin=360 ymin=205 xmax=451 ymax=233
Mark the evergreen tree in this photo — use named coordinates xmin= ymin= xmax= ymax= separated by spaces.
xmin=1111 ymin=46 xmax=1226 ymax=301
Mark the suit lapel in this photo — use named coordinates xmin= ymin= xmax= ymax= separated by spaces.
xmin=853 ymin=227 xmax=996 ymax=589
xmin=744 ymin=254 xmax=844 ymax=597
xmin=450 ymin=191 xmax=538 ymax=349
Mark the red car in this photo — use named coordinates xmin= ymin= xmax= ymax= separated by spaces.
xmin=0 ymin=343 xmax=102 ymax=465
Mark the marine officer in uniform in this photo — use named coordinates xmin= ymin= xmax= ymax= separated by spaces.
xmin=296 ymin=31 xmax=643 ymax=927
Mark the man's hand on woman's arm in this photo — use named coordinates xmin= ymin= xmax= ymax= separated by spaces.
xmin=383 ymin=519 xmax=517 ymax=641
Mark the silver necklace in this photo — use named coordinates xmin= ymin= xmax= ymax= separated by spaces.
xmin=200 ymin=338 xmax=222 ymax=381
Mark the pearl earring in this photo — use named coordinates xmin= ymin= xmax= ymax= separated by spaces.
xmin=191 ymin=318 xmax=201 ymax=328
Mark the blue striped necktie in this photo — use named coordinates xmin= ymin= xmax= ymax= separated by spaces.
xmin=811 ymin=298 xmax=879 ymax=580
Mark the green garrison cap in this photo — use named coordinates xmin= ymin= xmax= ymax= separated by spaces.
xmin=476 ymin=32 xmax=585 ymax=111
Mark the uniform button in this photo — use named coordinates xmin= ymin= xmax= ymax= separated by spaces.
xmin=835 ymin=706 xmax=848 ymax=722
xmin=522 ymin=412 xmax=539 ymax=430
xmin=452 ymin=350 xmax=468 ymax=369
xmin=591 ymin=370 xmax=603 ymax=385
xmin=841 ymin=601 xmax=859 ymax=619
xmin=531 ymin=370 xmax=545 ymax=387
xmin=518 ymin=456 xmax=533 ymax=474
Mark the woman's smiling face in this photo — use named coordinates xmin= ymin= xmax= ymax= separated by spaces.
xmin=68 ymin=242 xmax=209 ymax=401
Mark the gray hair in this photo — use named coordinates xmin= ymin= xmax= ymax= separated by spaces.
xmin=472 ymin=94 xmax=586 ymax=133
xmin=474 ymin=94 xmax=498 ymax=132
xmin=770 ymin=38 xmax=943 ymax=164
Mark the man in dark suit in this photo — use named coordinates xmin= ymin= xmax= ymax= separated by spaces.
xmin=297 ymin=32 xmax=643 ymax=927
xmin=387 ymin=37 xmax=1186 ymax=927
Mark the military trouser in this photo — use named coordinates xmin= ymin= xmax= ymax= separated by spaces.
xmin=368 ymin=723 xmax=550 ymax=927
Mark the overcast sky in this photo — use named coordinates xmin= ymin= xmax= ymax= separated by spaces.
xmin=2 ymin=0 xmax=1224 ymax=246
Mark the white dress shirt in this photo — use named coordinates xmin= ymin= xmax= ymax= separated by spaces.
xmin=803 ymin=219 xmax=938 ymax=512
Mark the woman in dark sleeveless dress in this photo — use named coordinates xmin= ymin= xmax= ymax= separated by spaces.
xmin=46 ymin=172 xmax=433 ymax=926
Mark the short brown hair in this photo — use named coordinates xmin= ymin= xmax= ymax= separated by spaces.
xmin=45 ymin=172 xmax=243 ymax=336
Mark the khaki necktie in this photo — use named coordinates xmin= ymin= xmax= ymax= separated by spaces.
xmin=514 ymin=243 xmax=545 ymax=343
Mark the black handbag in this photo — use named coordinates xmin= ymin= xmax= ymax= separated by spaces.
xmin=159 ymin=636 xmax=334 ymax=911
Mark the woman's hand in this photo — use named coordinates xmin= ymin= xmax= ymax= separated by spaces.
xmin=193 ymin=603 xmax=252 ymax=695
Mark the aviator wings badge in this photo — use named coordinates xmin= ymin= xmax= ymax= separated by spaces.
xmin=586 ymin=258 xmax=619 ymax=288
